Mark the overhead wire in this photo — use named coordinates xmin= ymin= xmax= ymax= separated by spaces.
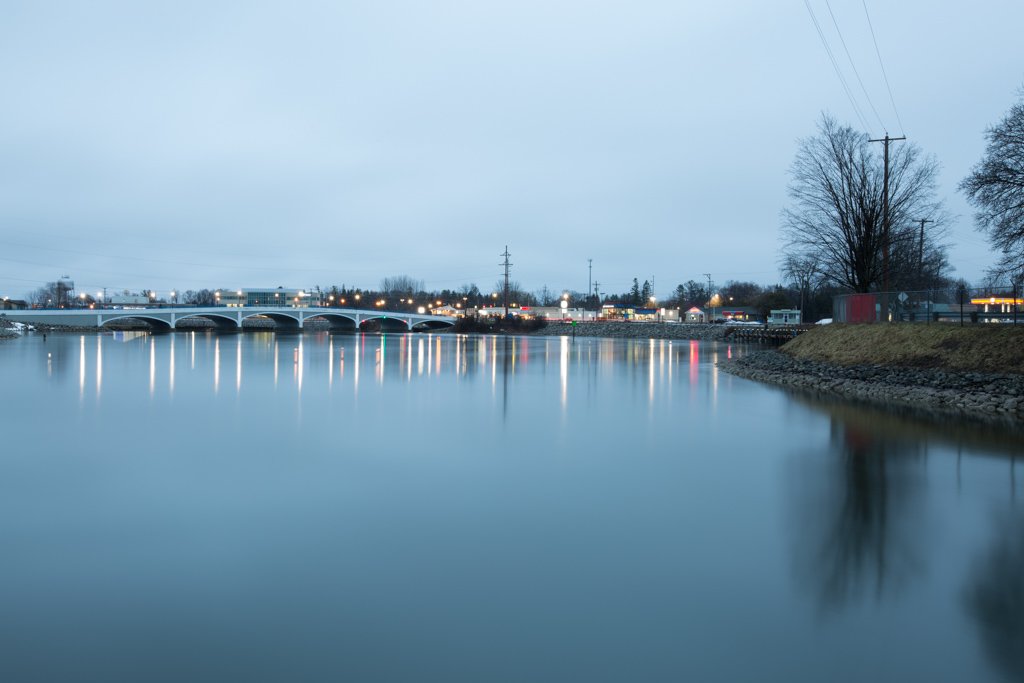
xmin=823 ymin=0 xmax=886 ymax=133
xmin=861 ymin=0 xmax=906 ymax=135
xmin=802 ymin=0 xmax=871 ymax=133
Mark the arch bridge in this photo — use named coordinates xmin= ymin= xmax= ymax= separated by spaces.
xmin=0 ymin=306 xmax=456 ymax=332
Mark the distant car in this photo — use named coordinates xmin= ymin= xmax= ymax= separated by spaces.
xmin=815 ymin=318 xmax=833 ymax=325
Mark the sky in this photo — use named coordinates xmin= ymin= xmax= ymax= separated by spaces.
xmin=1 ymin=0 xmax=1021 ymax=301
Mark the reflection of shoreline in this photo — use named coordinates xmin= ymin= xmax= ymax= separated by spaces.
xmin=788 ymin=391 xmax=1024 ymax=458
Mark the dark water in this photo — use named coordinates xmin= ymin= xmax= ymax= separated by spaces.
xmin=1 ymin=331 xmax=1022 ymax=682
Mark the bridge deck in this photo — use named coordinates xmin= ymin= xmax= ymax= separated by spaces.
xmin=0 ymin=306 xmax=455 ymax=331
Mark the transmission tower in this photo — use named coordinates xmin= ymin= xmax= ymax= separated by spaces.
xmin=500 ymin=246 xmax=512 ymax=318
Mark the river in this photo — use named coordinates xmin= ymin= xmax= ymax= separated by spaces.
xmin=1 ymin=331 xmax=1021 ymax=682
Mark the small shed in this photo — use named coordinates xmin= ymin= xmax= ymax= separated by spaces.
xmin=769 ymin=309 xmax=801 ymax=325
xmin=684 ymin=306 xmax=706 ymax=323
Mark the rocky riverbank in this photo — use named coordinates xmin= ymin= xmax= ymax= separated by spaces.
xmin=722 ymin=348 xmax=1024 ymax=426
xmin=0 ymin=319 xmax=27 ymax=338
xmin=536 ymin=321 xmax=728 ymax=341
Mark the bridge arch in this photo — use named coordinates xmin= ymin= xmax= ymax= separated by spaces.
xmin=100 ymin=314 xmax=173 ymax=332
xmin=411 ymin=319 xmax=456 ymax=332
xmin=306 ymin=312 xmax=358 ymax=331
xmin=359 ymin=315 xmax=411 ymax=333
xmin=240 ymin=312 xmax=301 ymax=330
xmin=174 ymin=313 xmax=240 ymax=330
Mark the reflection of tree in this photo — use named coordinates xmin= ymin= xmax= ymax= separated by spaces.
xmin=793 ymin=419 xmax=925 ymax=612
xmin=965 ymin=505 xmax=1024 ymax=682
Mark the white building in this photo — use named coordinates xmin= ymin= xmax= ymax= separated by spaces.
xmin=216 ymin=287 xmax=321 ymax=308
xmin=768 ymin=309 xmax=801 ymax=325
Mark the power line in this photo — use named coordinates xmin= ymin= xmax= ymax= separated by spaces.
xmin=823 ymin=0 xmax=885 ymax=132
xmin=861 ymin=0 xmax=905 ymax=136
xmin=802 ymin=0 xmax=871 ymax=132
xmin=500 ymin=246 xmax=512 ymax=318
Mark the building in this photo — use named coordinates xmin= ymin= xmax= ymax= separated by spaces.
xmin=768 ymin=309 xmax=801 ymax=325
xmin=717 ymin=307 xmax=761 ymax=322
xmin=971 ymin=295 xmax=1022 ymax=321
xmin=601 ymin=303 xmax=657 ymax=321
xmin=430 ymin=305 xmax=463 ymax=317
xmin=684 ymin=306 xmax=706 ymax=323
xmin=216 ymin=287 xmax=322 ymax=308
xmin=1 ymin=298 xmax=28 ymax=310
xmin=520 ymin=306 xmax=598 ymax=321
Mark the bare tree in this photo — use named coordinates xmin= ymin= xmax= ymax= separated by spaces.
xmin=184 ymin=289 xmax=217 ymax=306
xmin=781 ymin=253 xmax=821 ymax=316
xmin=492 ymin=280 xmax=535 ymax=306
xmin=960 ymin=90 xmax=1024 ymax=279
xmin=26 ymin=281 xmax=72 ymax=307
xmin=380 ymin=275 xmax=424 ymax=296
xmin=783 ymin=115 xmax=947 ymax=293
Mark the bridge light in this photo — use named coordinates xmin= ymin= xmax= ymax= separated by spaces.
xmin=417 ymin=307 xmax=426 ymax=314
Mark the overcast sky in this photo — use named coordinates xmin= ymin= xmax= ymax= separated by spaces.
xmin=1 ymin=0 xmax=1021 ymax=300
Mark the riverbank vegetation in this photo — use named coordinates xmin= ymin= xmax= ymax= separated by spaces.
xmin=781 ymin=324 xmax=1024 ymax=375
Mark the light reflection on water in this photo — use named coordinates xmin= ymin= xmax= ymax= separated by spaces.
xmin=1 ymin=331 xmax=1022 ymax=682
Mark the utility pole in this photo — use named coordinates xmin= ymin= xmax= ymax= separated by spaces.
xmin=915 ymin=218 xmax=932 ymax=283
xmin=869 ymin=133 xmax=906 ymax=311
xmin=500 ymin=246 xmax=512 ymax=319
xmin=588 ymin=258 xmax=593 ymax=299
xmin=703 ymin=273 xmax=713 ymax=322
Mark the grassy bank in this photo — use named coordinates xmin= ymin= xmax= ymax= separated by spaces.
xmin=781 ymin=323 xmax=1024 ymax=375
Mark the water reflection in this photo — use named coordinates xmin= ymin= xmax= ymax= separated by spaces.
xmin=791 ymin=407 xmax=926 ymax=611
xmin=26 ymin=333 xmax=755 ymax=419
xmin=4 ymin=331 xmax=1021 ymax=681
xmin=965 ymin=505 xmax=1024 ymax=682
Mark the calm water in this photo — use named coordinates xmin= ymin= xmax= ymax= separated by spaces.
xmin=1 ymin=331 xmax=1022 ymax=682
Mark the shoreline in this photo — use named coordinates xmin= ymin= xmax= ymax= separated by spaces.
xmin=534 ymin=321 xmax=728 ymax=341
xmin=720 ymin=349 xmax=1024 ymax=428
